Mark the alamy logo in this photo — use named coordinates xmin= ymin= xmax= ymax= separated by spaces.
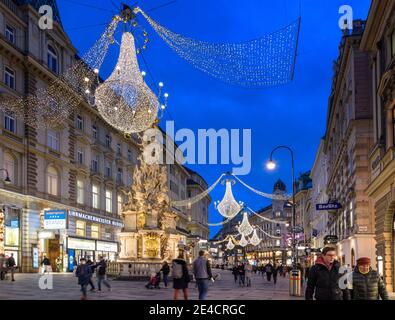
xmin=38 ymin=5 xmax=53 ymax=30
xmin=38 ymin=272 xmax=53 ymax=290
xmin=339 ymin=5 xmax=353 ymax=30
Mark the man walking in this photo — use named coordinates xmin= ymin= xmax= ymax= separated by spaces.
xmin=265 ymin=262 xmax=273 ymax=282
xmin=192 ymin=250 xmax=213 ymax=300
xmin=305 ymin=246 xmax=346 ymax=300
xmin=7 ymin=253 xmax=16 ymax=281
xmin=96 ymin=256 xmax=112 ymax=292
xmin=348 ymin=257 xmax=389 ymax=300
xmin=75 ymin=258 xmax=92 ymax=300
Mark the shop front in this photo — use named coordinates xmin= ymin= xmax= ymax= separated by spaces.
xmin=1 ymin=206 xmax=22 ymax=266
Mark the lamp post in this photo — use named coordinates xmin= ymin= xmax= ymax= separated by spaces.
xmin=0 ymin=169 xmax=11 ymax=184
xmin=266 ymin=146 xmax=297 ymax=269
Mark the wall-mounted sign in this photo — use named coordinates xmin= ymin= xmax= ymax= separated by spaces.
xmin=316 ymin=202 xmax=342 ymax=211
xmin=5 ymin=227 xmax=19 ymax=246
xmin=68 ymin=210 xmax=123 ymax=228
xmin=358 ymin=225 xmax=368 ymax=233
xmin=44 ymin=210 xmax=67 ymax=230
xmin=96 ymin=241 xmax=118 ymax=252
xmin=67 ymin=237 xmax=95 ymax=251
xmin=68 ymin=249 xmax=75 ymax=272
xmin=38 ymin=231 xmax=56 ymax=239
xmin=32 ymin=247 xmax=39 ymax=269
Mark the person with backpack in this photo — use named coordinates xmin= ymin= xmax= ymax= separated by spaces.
xmin=172 ymin=252 xmax=190 ymax=300
xmin=7 ymin=253 xmax=16 ymax=281
xmin=347 ymin=257 xmax=389 ymax=300
xmin=192 ymin=250 xmax=213 ymax=300
xmin=95 ymin=256 xmax=111 ymax=292
xmin=75 ymin=258 xmax=92 ymax=300
xmin=160 ymin=261 xmax=170 ymax=288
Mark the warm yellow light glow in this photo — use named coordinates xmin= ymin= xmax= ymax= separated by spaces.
xmin=266 ymin=160 xmax=276 ymax=170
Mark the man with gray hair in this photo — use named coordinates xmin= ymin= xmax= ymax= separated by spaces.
xmin=192 ymin=250 xmax=213 ymax=300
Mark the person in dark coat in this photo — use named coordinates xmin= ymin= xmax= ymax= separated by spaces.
xmin=305 ymin=247 xmax=347 ymax=300
xmin=348 ymin=257 xmax=389 ymax=300
xmin=75 ymin=258 xmax=92 ymax=300
xmin=265 ymin=262 xmax=273 ymax=282
xmin=231 ymin=265 xmax=238 ymax=283
xmin=272 ymin=263 xmax=279 ymax=285
xmin=86 ymin=259 xmax=96 ymax=291
xmin=172 ymin=253 xmax=190 ymax=300
xmin=237 ymin=263 xmax=245 ymax=287
xmin=7 ymin=253 xmax=16 ymax=281
xmin=160 ymin=261 xmax=170 ymax=288
xmin=95 ymin=256 xmax=111 ymax=291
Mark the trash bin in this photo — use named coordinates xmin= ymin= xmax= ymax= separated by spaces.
xmin=289 ymin=269 xmax=302 ymax=296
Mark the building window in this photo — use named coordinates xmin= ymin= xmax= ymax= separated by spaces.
xmin=117 ymin=194 xmax=123 ymax=214
xmin=116 ymin=143 xmax=122 ymax=157
xmin=116 ymin=168 xmax=123 ymax=184
xmin=47 ymin=45 xmax=58 ymax=73
xmin=91 ymin=224 xmax=99 ymax=239
xmin=76 ymin=115 xmax=84 ymax=131
xmin=105 ymin=134 xmax=111 ymax=148
xmin=92 ymin=125 xmax=98 ymax=139
xmin=349 ymin=201 xmax=354 ymax=228
xmin=4 ymin=113 xmax=16 ymax=133
xmin=105 ymin=189 xmax=112 ymax=213
xmin=77 ymin=179 xmax=84 ymax=204
xmin=76 ymin=220 xmax=86 ymax=237
xmin=104 ymin=228 xmax=112 ymax=240
xmin=105 ymin=162 xmax=111 ymax=178
xmin=77 ymin=150 xmax=84 ymax=165
xmin=92 ymin=184 xmax=99 ymax=209
xmin=47 ymin=166 xmax=59 ymax=196
xmin=127 ymin=174 xmax=132 ymax=186
xmin=4 ymin=152 xmax=16 ymax=184
xmin=91 ymin=155 xmax=98 ymax=173
xmin=5 ymin=24 xmax=15 ymax=44
xmin=127 ymin=149 xmax=132 ymax=162
xmin=4 ymin=66 xmax=15 ymax=89
xmin=47 ymin=130 xmax=59 ymax=151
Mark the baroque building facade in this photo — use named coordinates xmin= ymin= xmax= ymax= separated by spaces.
xmin=0 ymin=0 xmax=209 ymax=272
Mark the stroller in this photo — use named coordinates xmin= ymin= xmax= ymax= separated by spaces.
xmin=145 ymin=272 xmax=161 ymax=289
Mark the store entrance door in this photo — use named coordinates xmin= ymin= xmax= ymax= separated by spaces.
xmin=48 ymin=237 xmax=60 ymax=272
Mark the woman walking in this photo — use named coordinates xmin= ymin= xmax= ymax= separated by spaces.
xmin=172 ymin=252 xmax=190 ymax=300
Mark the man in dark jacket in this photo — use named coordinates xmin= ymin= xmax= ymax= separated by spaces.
xmin=75 ymin=258 xmax=92 ymax=300
xmin=305 ymin=246 xmax=346 ymax=300
xmin=7 ymin=253 xmax=16 ymax=281
xmin=95 ymin=256 xmax=111 ymax=292
xmin=348 ymin=257 xmax=389 ymax=300
xmin=192 ymin=251 xmax=213 ymax=300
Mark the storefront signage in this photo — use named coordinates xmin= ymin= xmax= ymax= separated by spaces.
xmin=68 ymin=249 xmax=75 ymax=272
xmin=67 ymin=237 xmax=96 ymax=250
xmin=68 ymin=211 xmax=123 ymax=228
xmin=38 ymin=231 xmax=56 ymax=239
xmin=358 ymin=225 xmax=368 ymax=233
xmin=316 ymin=202 xmax=342 ymax=211
xmin=44 ymin=209 xmax=67 ymax=230
xmin=96 ymin=241 xmax=118 ymax=252
xmin=32 ymin=247 xmax=39 ymax=269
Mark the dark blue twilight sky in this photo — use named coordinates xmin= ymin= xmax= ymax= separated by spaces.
xmin=57 ymin=0 xmax=371 ymax=238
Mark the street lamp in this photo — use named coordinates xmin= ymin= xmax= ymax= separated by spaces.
xmin=0 ymin=169 xmax=11 ymax=184
xmin=266 ymin=146 xmax=297 ymax=269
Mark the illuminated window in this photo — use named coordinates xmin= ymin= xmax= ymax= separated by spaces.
xmin=92 ymin=184 xmax=99 ymax=209
xmin=76 ymin=220 xmax=86 ymax=237
xmin=349 ymin=201 xmax=354 ymax=228
xmin=77 ymin=180 xmax=84 ymax=204
xmin=105 ymin=189 xmax=112 ymax=213
xmin=91 ymin=225 xmax=99 ymax=239
xmin=47 ymin=166 xmax=59 ymax=196
xmin=117 ymin=194 xmax=123 ymax=214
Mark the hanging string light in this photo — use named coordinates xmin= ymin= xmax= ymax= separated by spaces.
xmin=249 ymin=228 xmax=261 ymax=246
xmin=237 ymin=211 xmax=254 ymax=237
xmin=214 ymin=179 xmax=243 ymax=219
xmin=95 ymin=31 xmax=159 ymax=133
xmin=137 ymin=8 xmax=300 ymax=88
xmin=239 ymin=234 xmax=249 ymax=247
xmin=226 ymin=238 xmax=235 ymax=250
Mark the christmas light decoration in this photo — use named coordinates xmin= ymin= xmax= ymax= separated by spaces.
xmin=249 ymin=228 xmax=261 ymax=246
xmin=214 ymin=180 xmax=243 ymax=219
xmin=95 ymin=32 xmax=159 ymax=133
xmin=137 ymin=8 xmax=300 ymax=88
xmin=237 ymin=212 xmax=254 ymax=237
xmin=226 ymin=238 xmax=235 ymax=250
xmin=239 ymin=234 xmax=249 ymax=247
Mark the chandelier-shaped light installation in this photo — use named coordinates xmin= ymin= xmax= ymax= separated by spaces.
xmin=226 ymin=238 xmax=235 ymax=250
xmin=249 ymin=228 xmax=261 ymax=246
xmin=214 ymin=180 xmax=244 ymax=219
xmin=138 ymin=8 xmax=300 ymax=88
xmin=95 ymin=32 xmax=159 ymax=133
xmin=237 ymin=212 xmax=254 ymax=237
xmin=239 ymin=234 xmax=249 ymax=247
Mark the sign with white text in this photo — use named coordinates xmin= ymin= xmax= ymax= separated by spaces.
xmin=44 ymin=209 xmax=67 ymax=230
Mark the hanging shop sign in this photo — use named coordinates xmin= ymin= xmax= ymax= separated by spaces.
xmin=68 ymin=210 xmax=123 ymax=228
xmin=316 ymin=202 xmax=342 ymax=211
xmin=32 ymin=247 xmax=39 ymax=269
xmin=67 ymin=237 xmax=95 ymax=251
xmin=44 ymin=209 xmax=67 ymax=230
xmin=96 ymin=241 xmax=118 ymax=252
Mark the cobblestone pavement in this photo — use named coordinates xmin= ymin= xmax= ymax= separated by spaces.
xmin=0 ymin=269 xmax=304 ymax=300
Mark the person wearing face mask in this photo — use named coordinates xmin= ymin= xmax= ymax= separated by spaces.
xmin=347 ymin=257 xmax=389 ymax=300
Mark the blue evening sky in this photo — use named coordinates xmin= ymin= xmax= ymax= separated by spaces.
xmin=57 ymin=0 xmax=371 ymax=238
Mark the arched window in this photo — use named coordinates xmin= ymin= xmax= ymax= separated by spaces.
xmin=47 ymin=165 xmax=59 ymax=196
xmin=47 ymin=45 xmax=58 ymax=74
xmin=4 ymin=152 xmax=16 ymax=184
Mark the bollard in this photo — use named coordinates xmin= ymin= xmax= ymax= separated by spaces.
xmin=289 ymin=269 xmax=302 ymax=296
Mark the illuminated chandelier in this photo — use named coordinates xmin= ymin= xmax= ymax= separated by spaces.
xmin=249 ymin=228 xmax=261 ymax=246
xmin=237 ymin=212 xmax=254 ymax=237
xmin=214 ymin=179 xmax=243 ymax=219
xmin=95 ymin=31 xmax=167 ymax=133
xmin=226 ymin=238 xmax=235 ymax=250
xmin=239 ymin=234 xmax=249 ymax=247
